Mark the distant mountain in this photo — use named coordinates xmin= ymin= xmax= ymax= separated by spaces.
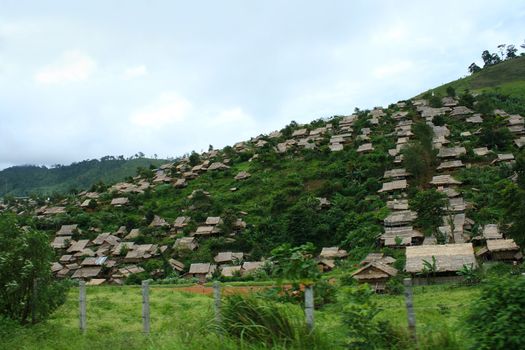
xmin=0 ymin=157 xmax=165 ymax=197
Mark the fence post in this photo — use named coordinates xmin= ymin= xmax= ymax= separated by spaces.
xmin=31 ymin=278 xmax=38 ymax=324
xmin=79 ymin=280 xmax=87 ymax=333
xmin=403 ymin=278 xmax=418 ymax=348
xmin=304 ymin=284 xmax=315 ymax=332
xmin=142 ymin=280 xmax=150 ymax=334
xmin=213 ymin=281 xmax=221 ymax=332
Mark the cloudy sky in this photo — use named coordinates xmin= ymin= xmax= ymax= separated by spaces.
xmin=1 ymin=1 xmax=524 ymax=169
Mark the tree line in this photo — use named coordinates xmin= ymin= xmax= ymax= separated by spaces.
xmin=468 ymin=41 xmax=525 ymax=73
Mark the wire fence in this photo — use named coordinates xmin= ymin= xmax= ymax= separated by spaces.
xmin=74 ymin=277 xmax=443 ymax=348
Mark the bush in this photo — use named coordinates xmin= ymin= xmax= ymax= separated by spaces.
xmin=222 ymin=294 xmax=327 ymax=348
xmin=341 ymin=284 xmax=408 ymax=349
xmin=467 ymin=276 xmax=525 ymax=350
xmin=0 ymin=213 xmax=70 ymax=324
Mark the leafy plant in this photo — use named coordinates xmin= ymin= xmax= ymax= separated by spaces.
xmin=0 ymin=213 xmax=70 ymax=324
xmin=457 ymin=264 xmax=482 ymax=285
xmin=467 ymin=277 xmax=525 ymax=350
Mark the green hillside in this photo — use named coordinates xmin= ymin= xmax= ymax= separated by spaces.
xmin=428 ymin=56 xmax=525 ymax=100
xmin=2 ymin=58 xmax=525 ymax=350
xmin=0 ymin=157 xmax=165 ymax=197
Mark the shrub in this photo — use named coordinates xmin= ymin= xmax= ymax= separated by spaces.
xmin=341 ymin=284 xmax=408 ymax=349
xmin=0 ymin=213 xmax=70 ymax=324
xmin=467 ymin=276 xmax=525 ymax=350
xmin=222 ymin=294 xmax=327 ymax=348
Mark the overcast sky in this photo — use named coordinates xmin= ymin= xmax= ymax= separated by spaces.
xmin=0 ymin=1 xmax=524 ymax=169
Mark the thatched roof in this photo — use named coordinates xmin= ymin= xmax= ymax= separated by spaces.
xmin=430 ymin=175 xmax=462 ymax=186
xmin=174 ymin=216 xmax=191 ymax=228
xmin=449 ymin=106 xmax=473 ymax=117
xmin=383 ymin=211 xmax=417 ymax=227
xmin=386 ymin=199 xmax=409 ymax=210
xmin=51 ymin=262 xmax=63 ymax=273
xmin=40 ymin=206 xmax=66 ymax=215
xmin=206 ymin=217 xmax=222 ymax=225
xmin=482 ymin=224 xmax=503 ymax=240
xmin=437 ymin=147 xmax=466 ymax=158
xmin=214 ymin=252 xmax=244 ymax=264
xmin=329 ymin=143 xmax=344 ymax=152
xmin=473 ymin=147 xmax=490 ymax=156
xmin=67 ymin=239 xmax=90 ymax=253
xmin=149 ymin=215 xmax=169 ymax=228
xmin=515 ymin=137 xmax=525 ymax=148
xmin=357 ymin=143 xmax=374 ymax=153
xmin=235 ymin=171 xmax=251 ymax=180
xmin=437 ymin=160 xmax=464 ymax=170
xmin=188 ymin=263 xmax=216 ymax=275
xmin=466 ymin=115 xmax=483 ymax=124
xmin=92 ymin=232 xmax=120 ymax=246
xmin=207 ymin=162 xmax=230 ymax=171
xmin=441 ymin=96 xmax=458 ymax=107
xmin=125 ymin=228 xmax=140 ymax=240
xmin=405 ymin=243 xmax=477 ymax=273
xmin=81 ymin=256 xmax=108 ymax=266
xmin=381 ymin=226 xmax=423 ymax=246
xmin=242 ymin=261 xmax=264 ymax=274
xmin=51 ymin=236 xmax=72 ymax=249
xmin=492 ymin=153 xmax=515 ymax=163
xmin=194 ymin=225 xmax=220 ymax=235
xmin=351 ymin=262 xmax=398 ymax=280
xmin=173 ymin=236 xmax=198 ymax=251
xmin=486 ymin=239 xmax=520 ymax=252
xmin=174 ymin=178 xmax=187 ymax=188
xmin=378 ymin=179 xmax=407 ymax=193
xmin=86 ymin=279 xmax=106 ymax=286
xmin=221 ymin=265 xmax=242 ymax=277
xmin=319 ymin=247 xmax=348 ymax=259
xmin=383 ymin=168 xmax=410 ymax=179
xmin=56 ymin=224 xmax=78 ymax=236
xmin=111 ymin=197 xmax=129 ymax=206
xmin=71 ymin=266 xmax=102 ymax=279
xmin=169 ymin=259 xmax=185 ymax=272
xmin=361 ymin=253 xmax=396 ymax=265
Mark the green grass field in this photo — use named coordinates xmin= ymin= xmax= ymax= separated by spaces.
xmin=1 ymin=283 xmax=480 ymax=350
xmin=422 ymin=56 xmax=525 ymax=99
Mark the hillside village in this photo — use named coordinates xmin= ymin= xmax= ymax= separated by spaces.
xmin=1 ymin=90 xmax=523 ymax=290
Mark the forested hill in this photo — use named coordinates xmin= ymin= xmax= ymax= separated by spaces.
xmin=0 ymin=157 xmax=164 ymax=197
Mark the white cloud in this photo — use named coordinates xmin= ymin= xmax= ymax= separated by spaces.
xmin=130 ymin=92 xmax=192 ymax=128
xmin=35 ymin=50 xmax=96 ymax=85
xmin=123 ymin=65 xmax=148 ymax=79
xmin=373 ymin=60 xmax=414 ymax=79
xmin=208 ymin=107 xmax=254 ymax=126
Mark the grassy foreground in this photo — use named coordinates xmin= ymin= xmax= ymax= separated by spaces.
xmin=1 ymin=283 xmax=480 ymax=350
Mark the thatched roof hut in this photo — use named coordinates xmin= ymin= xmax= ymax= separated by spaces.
xmin=351 ymin=262 xmax=398 ymax=292
xmin=383 ymin=210 xmax=417 ymax=227
xmin=319 ymin=247 xmax=348 ymax=259
xmin=405 ymin=243 xmax=477 ymax=274
xmin=381 ymin=226 xmax=424 ymax=246
xmin=378 ymin=180 xmax=408 ymax=193
xmin=484 ymin=239 xmax=522 ymax=261
xmin=214 ymin=252 xmax=244 ymax=264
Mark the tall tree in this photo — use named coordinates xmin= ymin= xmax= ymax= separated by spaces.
xmin=468 ymin=62 xmax=482 ymax=74
xmin=506 ymin=45 xmax=517 ymax=59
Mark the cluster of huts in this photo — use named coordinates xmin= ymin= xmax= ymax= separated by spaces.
xmin=3 ymin=95 xmax=523 ymax=291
